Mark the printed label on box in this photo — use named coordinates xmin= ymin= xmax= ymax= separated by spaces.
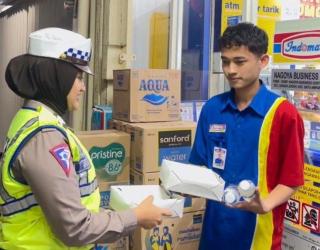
xmin=90 ymin=143 xmax=126 ymax=181
xmin=158 ymin=130 xmax=192 ymax=165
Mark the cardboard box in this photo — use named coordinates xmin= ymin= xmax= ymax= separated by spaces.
xmin=98 ymin=181 xmax=129 ymax=209
xmin=130 ymin=210 xmax=204 ymax=250
xmin=109 ymin=119 xmax=142 ymax=168
xmin=131 ymin=121 xmax=196 ymax=173
xmin=76 ymin=130 xmax=130 ymax=183
xmin=109 ymin=185 xmax=185 ymax=218
xmin=113 ymin=69 xmax=181 ymax=122
xmin=160 ymin=160 xmax=225 ymax=202
xmin=130 ymin=169 xmax=206 ymax=213
xmin=130 ymin=170 xmax=160 ymax=185
xmin=108 ymin=119 xmax=131 ymax=131
xmin=93 ymin=236 xmax=128 ymax=250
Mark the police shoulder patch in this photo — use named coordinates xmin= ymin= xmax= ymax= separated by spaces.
xmin=49 ymin=143 xmax=71 ymax=177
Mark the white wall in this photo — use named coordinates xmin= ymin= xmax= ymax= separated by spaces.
xmin=0 ymin=7 xmax=36 ymax=149
xmin=132 ymin=0 xmax=170 ymax=68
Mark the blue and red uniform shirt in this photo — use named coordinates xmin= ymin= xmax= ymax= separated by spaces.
xmin=189 ymin=83 xmax=304 ymax=250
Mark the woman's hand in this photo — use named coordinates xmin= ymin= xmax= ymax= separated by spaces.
xmin=133 ymin=196 xmax=172 ymax=229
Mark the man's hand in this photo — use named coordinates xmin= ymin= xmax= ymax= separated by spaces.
xmin=229 ymin=189 xmax=270 ymax=214
xmin=133 ymin=196 xmax=172 ymax=229
xmin=228 ymin=184 xmax=299 ymax=214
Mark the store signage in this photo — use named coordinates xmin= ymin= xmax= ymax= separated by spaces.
xmin=282 ymin=222 xmax=320 ymax=249
xmin=221 ymin=0 xmax=243 ymax=34
xmin=271 ymin=69 xmax=320 ymax=91
xmin=283 ymin=32 xmax=320 ymax=59
xmin=257 ymin=0 xmax=281 ymax=55
xmin=274 ymin=30 xmax=320 ymax=63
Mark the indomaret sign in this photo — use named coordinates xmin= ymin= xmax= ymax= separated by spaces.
xmin=273 ymin=18 xmax=320 ymax=64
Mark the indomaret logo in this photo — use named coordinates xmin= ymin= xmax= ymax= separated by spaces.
xmin=139 ymin=79 xmax=169 ymax=105
xmin=282 ymin=32 xmax=320 ymax=59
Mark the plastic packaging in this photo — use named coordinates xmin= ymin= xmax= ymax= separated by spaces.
xmin=238 ymin=180 xmax=256 ymax=201
xmin=222 ymin=185 xmax=241 ymax=205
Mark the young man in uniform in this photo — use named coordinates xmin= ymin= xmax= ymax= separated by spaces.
xmin=189 ymin=22 xmax=304 ymax=250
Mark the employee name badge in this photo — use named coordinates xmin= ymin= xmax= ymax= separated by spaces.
xmin=213 ymin=146 xmax=227 ymax=170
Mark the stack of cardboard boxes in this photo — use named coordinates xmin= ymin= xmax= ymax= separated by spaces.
xmin=76 ymin=130 xmax=131 ymax=250
xmin=110 ymin=69 xmax=205 ymax=250
xmin=76 ymin=68 xmax=205 ymax=250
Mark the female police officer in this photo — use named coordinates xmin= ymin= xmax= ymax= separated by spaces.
xmin=0 ymin=28 xmax=171 ymax=249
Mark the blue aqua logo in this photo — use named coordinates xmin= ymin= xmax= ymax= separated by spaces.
xmin=139 ymin=79 xmax=169 ymax=105
xmin=142 ymin=94 xmax=168 ymax=105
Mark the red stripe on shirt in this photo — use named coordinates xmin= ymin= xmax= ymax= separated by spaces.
xmin=267 ymin=100 xmax=304 ymax=249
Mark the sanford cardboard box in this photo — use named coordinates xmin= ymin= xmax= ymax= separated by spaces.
xmin=76 ymin=130 xmax=130 ymax=183
xmin=130 ymin=169 xmax=205 ymax=213
xmin=130 ymin=210 xmax=204 ymax=250
xmin=93 ymin=236 xmax=129 ymax=250
xmin=130 ymin=121 xmax=196 ymax=173
xmin=113 ymin=69 xmax=181 ymax=122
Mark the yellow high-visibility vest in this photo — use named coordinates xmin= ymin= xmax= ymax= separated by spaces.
xmin=0 ymin=105 xmax=100 ymax=249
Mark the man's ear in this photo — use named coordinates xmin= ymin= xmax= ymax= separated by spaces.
xmin=260 ymin=54 xmax=269 ymax=68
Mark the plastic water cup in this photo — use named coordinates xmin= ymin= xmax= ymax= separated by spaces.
xmin=238 ymin=180 xmax=256 ymax=201
xmin=222 ymin=185 xmax=241 ymax=205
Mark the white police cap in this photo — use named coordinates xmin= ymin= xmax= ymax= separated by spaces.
xmin=28 ymin=27 xmax=92 ymax=74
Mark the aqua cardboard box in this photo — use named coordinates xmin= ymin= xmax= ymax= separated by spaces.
xmin=113 ymin=69 xmax=181 ymax=122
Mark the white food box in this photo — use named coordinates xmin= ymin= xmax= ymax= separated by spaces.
xmin=109 ymin=185 xmax=185 ymax=218
xmin=160 ymin=159 xmax=225 ymax=201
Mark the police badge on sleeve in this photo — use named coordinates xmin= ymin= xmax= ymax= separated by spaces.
xmin=50 ymin=143 xmax=72 ymax=176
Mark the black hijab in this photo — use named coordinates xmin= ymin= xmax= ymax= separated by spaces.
xmin=5 ymin=54 xmax=79 ymax=116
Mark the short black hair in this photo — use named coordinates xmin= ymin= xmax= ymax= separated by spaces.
xmin=219 ymin=22 xmax=268 ymax=56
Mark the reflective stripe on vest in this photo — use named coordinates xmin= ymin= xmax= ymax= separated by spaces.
xmin=5 ymin=117 xmax=39 ymax=152
xmin=0 ymin=178 xmax=98 ymax=216
xmin=80 ymin=178 xmax=98 ymax=197
xmin=0 ymin=193 xmax=37 ymax=216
